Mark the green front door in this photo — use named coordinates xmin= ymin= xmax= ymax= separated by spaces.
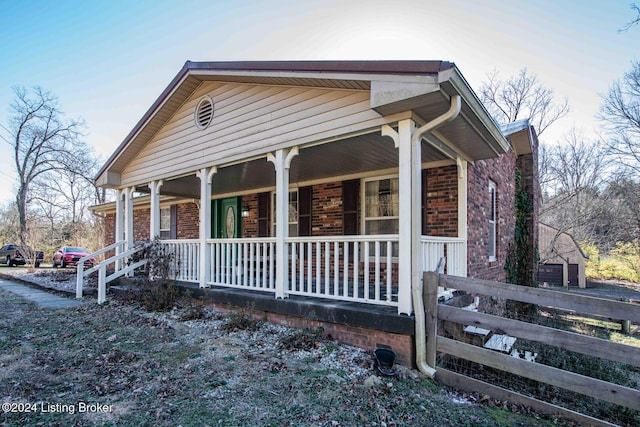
xmin=214 ymin=197 xmax=241 ymax=238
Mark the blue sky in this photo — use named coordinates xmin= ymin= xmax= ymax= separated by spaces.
xmin=0 ymin=0 xmax=637 ymax=204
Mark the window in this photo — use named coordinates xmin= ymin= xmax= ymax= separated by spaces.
xmin=488 ymin=181 xmax=497 ymax=261
xmin=160 ymin=206 xmax=171 ymax=239
xmin=363 ymin=176 xmax=399 ymax=235
xmin=272 ymin=189 xmax=299 ymax=237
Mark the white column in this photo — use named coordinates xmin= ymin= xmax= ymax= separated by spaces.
xmin=410 ymin=121 xmax=424 ymax=316
xmin=124 ymin=187 xmax=135 ymax=277
xmin=456 ymin=158 xmax=468 ymax=277
xmin=197 ymin=167 xmax=216 ymax=288
xmin=149 ymin=180 xmax=164 ymax=240
xmin=267 ymin=147 xmax=298 ymax=299
xmin=115 ymin=189 xmax=124 ymax=272
xmin=398 ymin=120 xmax=420 ymax=314
xmin=382 ymin=120 xmax=415 ymax=315
xmin=124 ymin=187 xmax=135 ymax=251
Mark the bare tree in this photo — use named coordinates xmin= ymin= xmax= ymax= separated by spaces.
xmin=599 ymin=61 xmax=640 ymax=178
xmin=540 ymin=130 xmax=611 ymax=248
xmin=619 ymin=3 xmax=640 ymax=32
xmin=480 ymin=68 xmax=569 ymax=136
xmin=7 ymin=86 xmax=84 ymax=245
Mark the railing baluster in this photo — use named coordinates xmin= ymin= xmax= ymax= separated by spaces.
xmin=386 ymin=240 xmax=392 ymax=302
xmin=375 ymin=240 xmax=380 ymax=302
xmin=364 ymin=241 xmax=370 ymax=301
xmin=316 ymin=242 xmax=321 ymax=295
xmin=343 ymin=241 xmax=349 ymax=297
xmin=299 ymin=242 xmax=304 ymax=293
xmin=249 ymin=242 xmax=255 ymax=287
xmin=324 ymin=241 xmax=330 ymax=296
xmin=261 ymin=242 xmax=267 ymax=289
xmin=269 ymin=241 xmax=275 ymax=289
xmin=307 ymin=242 xmax=312 ymax=293
xmin=291 ymin=241 xmax=297 ymax=292
xmin=353 ymin=241 xmax=359 ymax=299
xmin=334 ymin=241 xmax=339 ymax=297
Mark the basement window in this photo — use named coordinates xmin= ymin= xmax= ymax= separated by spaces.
xmin=195 ymin=96 xmax=214 ymax=129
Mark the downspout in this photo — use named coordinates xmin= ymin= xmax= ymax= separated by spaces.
xmin=412 ymin=94 xmax=461 ymax=378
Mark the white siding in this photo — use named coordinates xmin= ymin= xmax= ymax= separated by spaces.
xmin=120 ymin=82 xmax=383 ymax=186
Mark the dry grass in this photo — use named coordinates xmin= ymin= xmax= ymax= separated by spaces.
xmin=0 ymin=285 xmax=572 ymax=427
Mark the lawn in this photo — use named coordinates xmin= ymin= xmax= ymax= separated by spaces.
xmin=0 ymin=285 xmax=574 ymax=427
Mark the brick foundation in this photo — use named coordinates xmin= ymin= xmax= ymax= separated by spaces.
xmin=194 ymin=299 xmax=415 ymax=367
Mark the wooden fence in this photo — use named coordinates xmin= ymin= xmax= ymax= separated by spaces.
xmin=423 ymin=272 xmax=640 ymax=427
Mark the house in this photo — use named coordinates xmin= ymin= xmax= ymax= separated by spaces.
xmin=92 ymin=60 xmax=539 ymax=365
xmin=538 ymin=223 xmax=587 ymax=288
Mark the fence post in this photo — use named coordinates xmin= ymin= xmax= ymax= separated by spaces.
xmin=76 ymin=263 xmax=84 ymax=299
xmin=423 ymin=271 xmax=439 ymax=368
xmin=98 ymin=265 xmax=106 ymax=304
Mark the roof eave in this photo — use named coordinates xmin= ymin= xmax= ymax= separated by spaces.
xmin=441 ymin=67 xmax=511 ymax=156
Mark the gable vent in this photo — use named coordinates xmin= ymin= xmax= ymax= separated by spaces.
xmin=195 ymin=97 xmax=214 ymax=129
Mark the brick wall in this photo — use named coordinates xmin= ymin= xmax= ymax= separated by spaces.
xmin=133 ymin=209 xmax=150 ymax=242
xmin=467 ymin=152 xmax=517 ymax=282
xmin=242 ymin=194 xmax=259 ymax=237
xmin=177 ymin=203 xmax=199 ymax=239
xmin=311 ymin=182 xmax=343 ymax=235
xmin=105 ymin=213 xmax=115 ymax=246
xmin=425 ymin=165 xmax=458 ymax=237
xmin=198 ymin=301 xmax=415 ymax=366
xmin=516 ymin=149 xmax=539 ymax=286
xmin=103 ymin=202 xmax=200 ymax=244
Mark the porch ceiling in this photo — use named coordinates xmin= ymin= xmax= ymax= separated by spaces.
xmin=141 ymin=132 xmax=451 ymax=199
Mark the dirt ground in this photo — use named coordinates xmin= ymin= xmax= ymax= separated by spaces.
xmin=0 ymin=267 xmax=579 ymax=427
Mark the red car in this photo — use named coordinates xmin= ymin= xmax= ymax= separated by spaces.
xmin=52 ymin=247 xmax=96 ymax=268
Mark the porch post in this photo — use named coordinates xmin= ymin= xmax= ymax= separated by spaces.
xmin=267 ymin=147 xmax=299 ymax=299
xmin=197 ymin=167 xmax=217 ymax=288
xmin=115 ymin=189 xmax=124 ymax=272
xmin=456 ymin=158 xmax=468 ymax=277
xmin=398 ymin=119 xmax=415 ymax=316
xmin=149 ymin=180 xmax=164 ymax=240
xmin=124 ymin=187 xmax=135 ymax=277
xmin=124 ymin=187 xmax=135 ymax=251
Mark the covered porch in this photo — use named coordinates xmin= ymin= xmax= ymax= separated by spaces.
xmin=111 ymin=112 xmax=471 ymax=315
xmin=96 ymin=61 xmax=510 ymax=316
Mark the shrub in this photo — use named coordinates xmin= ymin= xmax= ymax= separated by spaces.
xmin=279 ymin=327 xmax=325 ymax=351
xmin=220 ymin=309 xmax=262 ymax=332
xmin=138 ymin=238 xmax=180 ymax=311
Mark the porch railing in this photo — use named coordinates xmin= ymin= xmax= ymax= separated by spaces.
xmin=160 ymin=239 xmax=200 ymax=283
xmin=420 ymin=236 xmax=467 ymax=277
xmin=286 ymin=235 xmax=399 ymax=306
xmin=206 ymin=238 xmax=276 ymax=292
xmin=159 ymin=235 xmax=467 ymax=306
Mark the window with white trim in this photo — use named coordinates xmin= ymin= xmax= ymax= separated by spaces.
xmin=159 ymin=206 xmax=171 ymax=239
xmin=488 ymin=181 xmax=497 ymax=261
xmin=271 ymin=189 xmax=299 ymax=237
xmin=363 ymin=176 xmax=399 ymax=235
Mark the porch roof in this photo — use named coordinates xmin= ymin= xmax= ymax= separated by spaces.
xmin=96 ymin=60 xmax=510 ymax=188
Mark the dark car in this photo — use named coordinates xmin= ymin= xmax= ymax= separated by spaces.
xmin=52 ymin=247 xmax=96 ymax=268
xmin=0 ymin=244 xmax=43 ymax=267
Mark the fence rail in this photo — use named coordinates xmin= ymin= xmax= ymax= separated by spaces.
xmin=424 ymin=272 xmax=640 ymax=426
